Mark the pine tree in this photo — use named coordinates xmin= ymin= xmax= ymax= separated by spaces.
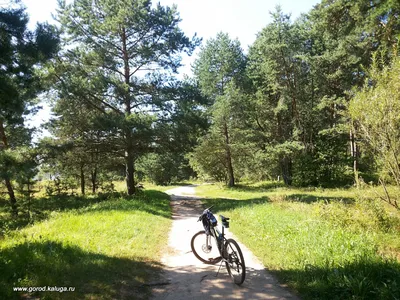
xmin=191 ymin=33 xmax=247 ymax=186
xmin=54 ymin=0 xmax=199 ymax=194
xmin=0 ymin=4 xmax=59 ymax=215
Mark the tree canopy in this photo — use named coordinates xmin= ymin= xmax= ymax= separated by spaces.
xmin=1 ymin=0 xmax=400 ymax=213
xmin=51 ymin=0 xmax=200 ymax=194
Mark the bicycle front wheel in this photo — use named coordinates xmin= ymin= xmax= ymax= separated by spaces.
xmin=191 ymin=230 xmax=222 ymax=264
xmin=224 ymin=238 xmax=246 ymax=285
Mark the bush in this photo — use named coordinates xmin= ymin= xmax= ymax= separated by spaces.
xmin=45 ymin=177 xmax=77 ymax=196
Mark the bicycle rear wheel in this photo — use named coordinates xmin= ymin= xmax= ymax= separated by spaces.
xmin=224 ymin=238 xmax=246 ymax=285
xmin=191 ymin=230 xmax=222 ymax=264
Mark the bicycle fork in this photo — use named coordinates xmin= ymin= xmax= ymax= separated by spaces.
xmin=206 ymin=235 xmax=211 ymax=250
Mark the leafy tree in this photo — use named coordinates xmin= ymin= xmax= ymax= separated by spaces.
xmin=54 ymin=0 xmax=199 ymax=195
xmin=188 ymin=133 xmax=227 ymax=182
xmin=244 ymin=2 xmax=399 ymax=186
xmin=0 ymin=4 xmax=59 ymax=215
xmin=349 ymin=54 xmax=400 ymax=209
xmin=304 ymin=0 xmax=400 ymax=185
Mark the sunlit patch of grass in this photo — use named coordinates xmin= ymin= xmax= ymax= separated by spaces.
xmin=113 ymin=180 xmax=127 ymax=192
xmin=112 ymin=180 xmax=184 ymax=193
xmin=195 ymin=182 xmax=356 ymax=202
xmin=141 ymin=182 xmax=182 ymax=192
xmin=197 ymin=183 xmax=400 ymax=299
xmin=0 ymin=190 xmax=172 ymax=299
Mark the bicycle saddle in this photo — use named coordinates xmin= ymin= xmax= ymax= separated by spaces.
xmin=220 ymin=215 xmax=230 ymax=228
xmin=220 ymin=215 xmax=230 ymax=222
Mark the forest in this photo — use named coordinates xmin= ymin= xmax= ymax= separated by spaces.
xmin=1 ymin=0 xmax=400 ymax=299
xmin=1 ymin=0 xmax=400 ymax=208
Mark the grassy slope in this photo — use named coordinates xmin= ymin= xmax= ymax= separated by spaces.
xmin=196 ymin=183 xmax=400 ymax=299
xmin=0 ymin=190 xmax=172 ymax=300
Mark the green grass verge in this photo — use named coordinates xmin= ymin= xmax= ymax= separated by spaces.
xmin=113 ymin=180 xmax=193 ymax=193
xmin=197 ymin=183 xmax=400 ymax=299
xmin=0 ymin=190 xmax=172 ymax=300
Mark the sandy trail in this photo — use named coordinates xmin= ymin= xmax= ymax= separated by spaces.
xmin=151 ymin=185 xmax=299 ymax=300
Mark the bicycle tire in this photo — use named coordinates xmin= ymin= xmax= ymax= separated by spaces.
xmin=224 ymin=238 xmax=246 ymax=285
xmin=191 ymin=230 xmax=222 ymax=265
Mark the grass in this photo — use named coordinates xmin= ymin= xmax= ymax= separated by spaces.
xmin=195 ymin=182 xmax=356 ymax=202
xmin=196 ymin=182 xmax=400 ymax=299
xmin=112 ymin=180 xmax=190 ymax=193
xmin=0 ymin=189 xmax=172 ymax=299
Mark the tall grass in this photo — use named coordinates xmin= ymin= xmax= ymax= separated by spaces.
xmin=197 ymin=183 xmax=400 ymax=299
xmin=0 ymin=190 xmax=172 ymax=299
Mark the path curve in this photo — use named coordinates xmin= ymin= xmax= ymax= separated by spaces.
xmin=151 ymin=185 xmax=299 ymax=300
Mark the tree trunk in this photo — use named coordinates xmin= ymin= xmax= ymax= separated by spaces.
xmin=91 ymin=151 xmax=98 ymax=194
xmin=350 ymin=127 xmax=359 ymax=186
xmin=91 ymin=168 xmax=97 ymax=194
xmin=226 ymin=152 xmax=235 ymax=187
xmin=122 ymin=26 xmax=136 ymax=195
xmin=281 ymin=156 xmax=292 ymax=185
xmin=5 ymin=178 xmax=18 ymax=216
xmin=80 ymin=163 xmax=85 ymax=195
xmin=223 ymin=122 xmax=235 ymax=187
xmin=125 ymin=143 xmax=135 ymax=195
xmin=0 ymin=120 xmax=18 ymax=216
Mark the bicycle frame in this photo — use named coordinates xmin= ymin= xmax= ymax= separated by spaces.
xmin=191 ymin=208 xmax=246 ymax=285
xmin=207 ymin=222 xmax=226 ymax=259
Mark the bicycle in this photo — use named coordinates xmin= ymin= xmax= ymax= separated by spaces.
xmin=190 ymin=205 xmax=246 ymax=285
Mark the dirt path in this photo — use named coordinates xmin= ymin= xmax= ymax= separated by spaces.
xmin=151 ymin=185 xmax=299 ymax=300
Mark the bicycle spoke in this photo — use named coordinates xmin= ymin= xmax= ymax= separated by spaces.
xmin=191 ymin=231 xmax=222 ymax=265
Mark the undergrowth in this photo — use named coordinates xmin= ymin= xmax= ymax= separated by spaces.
xmin=198 ymin=183 xmax=400 ymax=299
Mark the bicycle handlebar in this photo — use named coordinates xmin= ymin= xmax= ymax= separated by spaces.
xmin=205 ymin=205 xmax=214 ymax=212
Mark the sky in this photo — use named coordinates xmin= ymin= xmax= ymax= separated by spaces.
xmin=8 ymin=0 xmax=321 ymax=132
xmin=22 ymin=0 xmax=321 ymax=73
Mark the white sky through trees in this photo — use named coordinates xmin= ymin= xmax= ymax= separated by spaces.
xmin=12 ymin=0 xmax=321 ymax=133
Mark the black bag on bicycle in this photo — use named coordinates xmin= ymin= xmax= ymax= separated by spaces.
xmin=201 ymin=210 xmax=217 ymax=235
